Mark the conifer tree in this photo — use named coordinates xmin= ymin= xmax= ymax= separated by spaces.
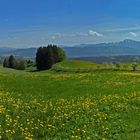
xmin=36 ymin=44 xmax=66 ymax=70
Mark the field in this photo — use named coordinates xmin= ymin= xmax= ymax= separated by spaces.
xmin=0 ymin=60 xmax=140 ymax=140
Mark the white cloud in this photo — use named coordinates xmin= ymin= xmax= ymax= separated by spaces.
xmin=51 ymin=30 xmax=103 ymax=40
xmin=88 ymin=30 xmax=103 ymax=37
xmin=129 ymin=32 xmax=137 ymax=37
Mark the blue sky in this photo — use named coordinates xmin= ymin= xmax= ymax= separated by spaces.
xmin=0 ymin=0 xmax=140 ymax=47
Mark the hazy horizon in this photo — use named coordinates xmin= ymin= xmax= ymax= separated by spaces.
xmin=0 ymin=0 xmax=140 ymax=48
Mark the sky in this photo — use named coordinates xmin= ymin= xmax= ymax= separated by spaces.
xmin=1 ymin=0 xmax=140 ymax=47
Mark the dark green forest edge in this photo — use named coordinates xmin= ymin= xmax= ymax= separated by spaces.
xmin=0 ymin=44 xmax=140 ymax=140
xmin=3 ymin=44 xmax=66 ymax=71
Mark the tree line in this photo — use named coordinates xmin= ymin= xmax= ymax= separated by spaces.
xmin=3 ymin=55 xmax=27 ymax=70
xmin=3 ymin=44 xmax=66 ymax=70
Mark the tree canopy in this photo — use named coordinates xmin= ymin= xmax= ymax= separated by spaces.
xmin=36 ymin=44 xmax=66 ymax=70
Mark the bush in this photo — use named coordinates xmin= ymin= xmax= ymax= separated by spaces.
xmin=27 ymin=60 xmax=34 ymax=67
xmin=131 ymin=63 xmax=137 ymax=71
xmin=16 ymin=60 xmax=27 ymax=70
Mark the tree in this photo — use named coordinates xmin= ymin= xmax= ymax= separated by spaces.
xmin=36 ymin=44 xmax=66 ymax=70
xmin=36 ymin=47 xmax=49 ymax=70
xmin=3 ymin=58 xmax=9 ymax=67
xmin=57 ymin=47 xmax=66 ymax=62
xmin=9 ymin=55 xmax=16 ymax=68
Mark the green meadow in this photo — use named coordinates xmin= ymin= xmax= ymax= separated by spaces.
xmin=0 ymin=60 xmax=140 ymax=140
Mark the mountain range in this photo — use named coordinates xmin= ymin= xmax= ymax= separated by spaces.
xmin=1 ymin=39 xmax=140 ymax=58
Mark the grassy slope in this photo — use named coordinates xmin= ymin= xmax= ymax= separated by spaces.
xmin=54 ymin=60 xmax=97 ymax=68
xmin=0 ymin=61 xmax=140 ymax=139
xmin=1 ymin=62 xmax=140 ymax=99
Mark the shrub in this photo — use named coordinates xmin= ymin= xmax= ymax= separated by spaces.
xmin=16 ymin=60 xmax=27 ymax=70
xmin=131 ymin=63 xmax=137 ymax=71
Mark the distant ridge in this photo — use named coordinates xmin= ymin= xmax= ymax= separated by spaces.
xmin=63 ymin=39 xmax=140 ymax=58
xmin=1 ymin=39 xmax=140 ymax=58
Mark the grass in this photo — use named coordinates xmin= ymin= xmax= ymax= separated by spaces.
xmin=52 ymin=60 xmax=140 ymax=72
xmin=0 ymin=61 xmax=140 ymax=139
xmin=54 ymin=60 xmax=97 ymax=68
